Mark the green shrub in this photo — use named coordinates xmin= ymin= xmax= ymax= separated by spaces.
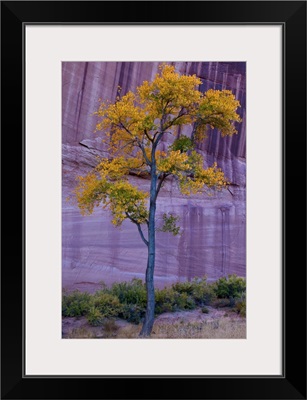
xmin=155 ymin=287 xmax=196 ymax=314
xmin=120 ymin=304 xmax=145 ymax=324
xmin=213 ymin=274 xmax=246 ymax=299
xmin=190 ymin=277 xmax=215 ymax=305
xmin=110 ymin=278 xmax=147 ymax=308
xmin=236 ymin=301 xmax=246 ymax=317
xmin=176 ymin=292 xmax=196 ymax=310
xmin=201 ymin=307 xmax=209 ymax=314
xmin=62 ymin=291 xmax=93 ymax=317
xmin=235 ymin=293 xmax=246 ymax=317
xmin=171 ymin=277 xmax=214 ymax=307
xmin=155 ymin=287 xmax=176 ymax=314
xmin=172 ymin=281 xmax=194 ymax=295
xmin=62 ymin=275 xmax=247 ymax=323
xmin=87 ymin=306 xmax=103 ymax=326
xmin=93 ymin=292 xmax=123 ymax=318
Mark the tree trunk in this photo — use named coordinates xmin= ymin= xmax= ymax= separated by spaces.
xmin=139 ymin=162 xmax=157 ymax=337
xmin=139 ymin=243 xmax=155 ymax=337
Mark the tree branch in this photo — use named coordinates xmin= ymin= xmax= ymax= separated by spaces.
xmin=155 ymin=173 xmax=169 ymax=200
xmin=135 ymin=138 xmax=152 ymax=166
xmin=154 ymin=132 xmax=164 ymax=148
xmin=163 ymin=108 xmax=189 ymax=130
xmin=227 ymin=186 xmax=234 ymax=196
xmin=144 ymin=129 xmax=153 ymax=142
xmin=136 ymin=223 xmax=149 ymax=247
xmin=154 ymin=111 xmax=168 ymax=147
xmin=154 ymin=108 xmax=189 ymax=147
xmin=119 ymin=121 xmax=133 ymax=136
xmin=116 ymin=139 xmax=137 ymax=152
xmin=190 ymin=120 xmax=201 ymax=143
xmin=125 ymin=212 xmax=149 ymax=246
xmin=116 ymin=122 xmax=151 ymax=166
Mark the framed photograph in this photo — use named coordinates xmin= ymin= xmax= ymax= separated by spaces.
xmin=1 ymin=1 xmax=306 ymax=399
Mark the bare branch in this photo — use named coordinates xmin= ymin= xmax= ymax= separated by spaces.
xmin=154 ymin=107 xmax=189 ymax=147
xmin=125 ymin=212 xmax=149 ymax=246
xmin=163 ymin=108 xmax=189 ymax=130
xmin=135 ymin=138 xmax=152 ymax=166
xmin=155 ymin=173 xmax=169 ymax=200
xmin=113 ymin=122 xmax=151 ymax=166
xmin=119 ymin=122 xmax=133 ymax=136
xmin=155 ymin=133 xmax=164 ymax=147
xmin=144 ymin=129 xmax=153 ymax=142
xmin=227 ymin=186 xmax=234 ymax=196
xmin=137 ymin=224 xmax=149 ymax=247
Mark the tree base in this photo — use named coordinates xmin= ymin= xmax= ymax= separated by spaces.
xmin=139 ymin=317 xmax=154 ymax=337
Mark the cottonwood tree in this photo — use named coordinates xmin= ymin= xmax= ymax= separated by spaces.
xmin=75 ymin=64 xmax=241 ymax=337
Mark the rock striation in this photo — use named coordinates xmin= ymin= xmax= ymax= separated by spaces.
xmin=62 ymin=62 xmax=246 ymax=292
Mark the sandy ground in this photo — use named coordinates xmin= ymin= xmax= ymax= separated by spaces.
xmin=62 ymin=306 xmax=245 ymax=339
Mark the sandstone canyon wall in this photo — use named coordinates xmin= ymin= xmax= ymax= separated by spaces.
xmin=62 ymin=62 xmax=246 ymax=292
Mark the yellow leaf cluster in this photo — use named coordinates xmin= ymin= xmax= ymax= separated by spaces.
xmin=96 ymin=157 xmax=129 ymax=179
xmin=196 ymin=89 xmax=242 ymax=138
xmin=74 ymin=173 xmax=109 ymax=215
xmin=94 ymin=92 xmax=153 ymax=156
xmin=157 ymin=150 xmax=190 ymax=173
xmin=107 ymin=181 xmax=149 ymax=226
xmin=179 ymin=162 xmax=228 ymax=196
xmin=137 ymin=64 xmax=202 ymax=121
xmin=74 ymin=158 xmax=149 ymax=226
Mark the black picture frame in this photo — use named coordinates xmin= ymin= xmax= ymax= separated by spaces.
xmin=1 ymin=1 xmax=306 ymax=399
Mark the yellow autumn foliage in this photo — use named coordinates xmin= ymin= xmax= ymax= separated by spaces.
xmin=157 ymin=150 xmax=190 ymax=173
xmin=75 ymin=64 xmax=241 ymax=226
xmin=75 ymin=168 xmax=148 ymax=226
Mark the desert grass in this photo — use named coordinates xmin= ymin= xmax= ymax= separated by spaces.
xmin=66 ymin=327 xmax=96 ymax=339
xmin=64 ymin=314 xmax=246 ymax=339
xmin=116 ymin=317 xmax=246 ymax=339
xmin=153 ymin=318 xmax=245 ymax=339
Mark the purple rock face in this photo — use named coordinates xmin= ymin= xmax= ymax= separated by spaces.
xmin=62 ymin=62 xmax=246 ymax=292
